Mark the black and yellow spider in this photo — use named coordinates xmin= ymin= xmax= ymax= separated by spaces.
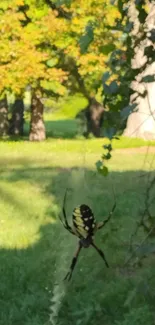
xmin=59 ymin=189 xmax=116 ymax=281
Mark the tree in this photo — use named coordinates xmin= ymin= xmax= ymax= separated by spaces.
xmin=95 ymin=0 xmax=155 ymax=245
xmin=9 ymin=98 xmax=24 ymax=136
xmin=29 ymin=90 xmax=46 ymax=141
xmin=0 ymin=0 xmax=68 ymax=140
xmin=0 ymin=0 xmax=126 ymax=140
xmin=0 ymin=1 xmax=47 ymax=138
xmin=98 ymin=1 xmax=155 ymax=143
xmin=76 ymin=98 xmax=104 ymax=137
xmin=100 ymin=1 xmax=155 ymax=141
xmin=0 ymin=96 xmax=9 ymax=136
xmin=123 ymin=1 xmax=155 ymax=139
xmin=56 ymin=0 xmax=121 ymax=136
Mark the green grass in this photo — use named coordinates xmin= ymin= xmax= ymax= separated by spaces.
xmin=24 ymin=117 xmax=80 ymax=139
xmin=23 ymin=110 xmax=155 ymax=150
xmin=0 ymin=138 xmax=155 ymax=325
xmin=24 ymin=93 xmax=88 ymax=139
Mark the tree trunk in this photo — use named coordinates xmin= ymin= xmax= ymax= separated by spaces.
xmin=123 ymin=2 xmax=155 ymax=140
xmin=9 ymin=98 xmax=24 ymax=136
xmin=0 ymin=96 xmax=9 ymax=136
xmin=84 ymin=98 xmax=104 ymax=137
xmin=29 ymin=92 xmax=46 ymax=141
xmin=124 ymin=63 xmax=155 ymax=140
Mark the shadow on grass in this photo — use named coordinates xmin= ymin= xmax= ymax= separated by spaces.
xmin=0 ymin=119 xmax=82 ymax=142
xmin=0 ymin=160 xmax=155 ymax=325
xmin=45 ymin=119 xmax=80 ymax=139
xmin=24 ymin=119 xmax=81 ymax=140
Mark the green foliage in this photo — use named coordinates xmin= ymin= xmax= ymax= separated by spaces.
xmin=142 ymin=75 xmax=155 ymax=83
xmin=46 ymin=58 xmax=59 ymax=68
xmin=97 ymin=2 xmax=139 ymax=175
xmin=0 ymin=0 xmax=121 ymax=100
xmin=99 ymin=0 xmax=155 ymax=175
xmin=104 ymin=80 xmax=119 ymax=95
xmin=79 ymin=22 xmax=94 ymax=54
xmin=0 ymin=0 xmax=68 ymax=96
xmin=96 ymin=141 xmax=113 ymax=176
xmin=120 ymin=104 xmax=137 ymax=121
xmin=55 ymin=94 xmax=88 ymax=119
xmin=41 ymin=80 xmax=67 ymax=96
xmin=96 ymin=160 xmax=109 ymax=176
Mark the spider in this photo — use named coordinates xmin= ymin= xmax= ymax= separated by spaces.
xmin=59 ymin=189 xmax=116 ymax=281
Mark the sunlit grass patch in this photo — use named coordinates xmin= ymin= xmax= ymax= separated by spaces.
xmin=0 ymin=179 xmax=56 ymax=249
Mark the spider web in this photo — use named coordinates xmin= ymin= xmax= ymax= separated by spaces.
xmin=78 ymin=105 xmax=155 ymax=265
xmin=48 ymin=105 xmax=155 ymax=325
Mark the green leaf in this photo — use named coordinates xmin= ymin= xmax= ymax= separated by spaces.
xmin=102 ymin=71 xmax=111 ymax=83
xmin=40 ymin=80 xmax=66 ymax=95
xmin=0 ymin=2 xmax=9 ymax=10
xmin=120 ymin=103 xmax=137 ymax=120
xmin=102 ymin=152 xmax=111 ymax=160
xmin=101 ymin=43 xmax=116 ymax=55
xmin=96 ymin=161 xmax=109 ymax=177
xmin=124 ymin=22 xmax=133 ymax=33
xmin=46 ymin=58 xmax=58 ymax=68
xmin=103 ymin=144 xmax=112 ymax=151
xmin=142 ymin=75 xmax=155 ymax=83
xmin=109 ymin=80 xmax=119 ymax=94
xmin=96 ymin=160 xmax=103 ymax=170
xmin=103 ymin=127 xmax=116 ymax=140
xmin=103 ymin=80 xmax=119 ymax=95
xmin=103 ymin=83 xmax=111 ymax=95
xmin=79 ymin=23 xmax=94 ymax=54
xmin=100 ymin=166 xmax=109 ymax=176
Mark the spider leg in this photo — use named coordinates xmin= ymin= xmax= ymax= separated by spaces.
xmin=59 ymin=188 xmax=75 ymax=235
xmin=59 ymin=214 xmax=75 ymax=235
xmin=64 ymin=242 xmax=82 ymax=281
xmin=96 ymin=201 xmax=116 ymax=230
xmin=91 ymin=242 xmax=109 ymax=268
xmin=63 ymin=189 xmax=73 ymax=231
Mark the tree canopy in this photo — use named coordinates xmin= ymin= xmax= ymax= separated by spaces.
xmin=0 ymin=0 xmax=121 ymax=98
xmin=0 ymin=0 xmax=154 ymax=144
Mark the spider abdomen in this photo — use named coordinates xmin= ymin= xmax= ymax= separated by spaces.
xmin=72 ymin=204 xmax=96 ymax=239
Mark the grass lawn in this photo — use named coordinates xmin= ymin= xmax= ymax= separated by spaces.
xmin=0 ymin=135 xmax=155 ymax=325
